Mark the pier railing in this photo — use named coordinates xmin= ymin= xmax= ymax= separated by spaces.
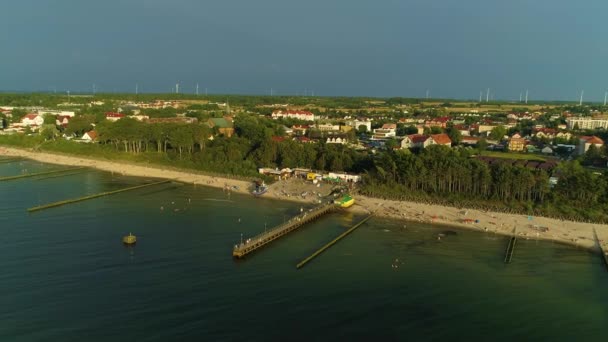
xmin=232 ymin=202 xmax=336 ymax=258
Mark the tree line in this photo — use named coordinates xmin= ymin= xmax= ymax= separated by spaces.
xmin=360 ymin=145 xmax=608 ymax=222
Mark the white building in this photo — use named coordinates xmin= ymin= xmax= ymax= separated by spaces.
xmin=578 ymin=136 xmax=604 ymax=155
xmin=347 ymin=119 xmax=372 ymax=132
xmin=327 ymin=172 xmax=361 ymax=183
xmin=317 ymin=123 xmax=340 ymax=131
xmin=371 ymin=124 xmax=396 ymax=140
xmin=37 ymin=109 xmax=75 ymax=117
xmin=326 ymin=137 xmax=347 ymax=144
xmin=271 ymin=110 xmax=316 ymax=121
xmin=567 ymin=118 xmax=608 ymax=130
xmin=21 ymin=114 xmax=44 ymax=127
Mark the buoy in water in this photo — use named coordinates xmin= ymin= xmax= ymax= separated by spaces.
xmin=123 ymin=233 xmax=137 ymax=245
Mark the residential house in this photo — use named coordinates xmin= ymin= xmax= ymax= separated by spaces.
xmin=317 ymin=123 xmax=340 ymax=132
xmin=477 ymin=125 xmax=497 ymax=135
xmin=105 ymin=112 xmax=125 ymax=122
xmin=430 ymin=133 xmax=452 ymax=147
xmin=424 ymin=117 xmax=450 ymax=128
xmin=294 ymin=136 xmax=312 ymax=143
xmin=541 ymin=146 xmax=554 ymax=155
xmin=37 ymin=110 xmax=75 ymax=117
xmin=207 ymin=117 xmax=234 ymax=137
xmin=461 ymin=136 xmax=480 ymax=146
xmin=55 ymin=115 xmax=71 ymax=127
xmin=578 ymin=136 xmax=604 ymax=155
xmin=533 ymin=128 xmax=557 ymax=139
xmin=401 ymin=134 xmax=432 ymax=149
xmin=147 ymin=117 xmax=197 ymax=124
xmin=291 ymin=125 xmax=310 ymax=136
xmin=346 ymin=119 xmax=372 ymax=132
xmin=326 ymin=137 xmax=347 ymax=144
xmin=81 ymin=130 xmax=97 ymax=142
xmin=271 ymin=110 xmax=315 ymax=121
xmin=507 ymin=137 xmax=526 ymax=152
xmin=372 ymin=123 xmax=396 ymax=140
xmin=21 ymin=113 xmax=44 ymax=127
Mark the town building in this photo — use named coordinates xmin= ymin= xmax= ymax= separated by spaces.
xmin=81 ymin=130 xmax=97 ymax=142
xmin=507 ymin=137 xmax=526 ymax=152
xmin=424 ymin=117 xmax=450 ymax=128
xmin=566 ymin=118 xmax=608 ymax=130
xmin=291 ymin=125 xmax=310 ymax=136
xmin=207 ymin=117 xmax=234 ymax=137
xmin=371 ymin=123 xmax=396 ymax=140
xmin=346 ymin=119 xmax=372 ymax=133
xmin=21 ymin=113 xmax=44 ymax=127
xmin=577 ymin=136 xmax=604 ymax=155
xmin=430 ymin=133 xmax=452 ymax=147
xmin=326 ymin=137 xmax=347 ymax=144
xmin=105 ymin=112 xmax=126 ymax=122
xmin=271 ymin=110 xmax=315 ymax=121
xmin=146 ymin=117 xmax=198 ymax=124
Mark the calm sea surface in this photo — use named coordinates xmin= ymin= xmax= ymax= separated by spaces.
xmin=1 ymin=160 xmax=607 ymax=341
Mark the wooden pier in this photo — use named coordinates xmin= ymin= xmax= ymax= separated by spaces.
xmin=27 ymin=180 xmax=171 ymax=212
xmin=232 ymin=202 xmax=336 ymax=258
xmin=0 ymin=167 xmax=84 ymax=182
xmin=296 ymin=212 xmax=374 ymax=269
xmin=504 ymin=231 xmax=517 ymax=264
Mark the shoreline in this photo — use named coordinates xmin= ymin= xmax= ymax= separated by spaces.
xmin=2 ymin=145 xmax=607 ymax=253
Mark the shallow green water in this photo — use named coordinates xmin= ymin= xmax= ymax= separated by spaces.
xmin=1 ymin=159 xmax=607 ymax=341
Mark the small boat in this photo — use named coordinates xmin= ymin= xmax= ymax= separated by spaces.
xmin=251 ymin=181 xmax=268 ymax=197
xmin=334 ymin=194 xmax=355 ymax=208
xmin=123 ymin=233 xmax=137 ymax=245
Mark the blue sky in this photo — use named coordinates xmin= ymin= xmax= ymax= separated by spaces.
xmin=1 ymin=0 xmax=606 ymax=101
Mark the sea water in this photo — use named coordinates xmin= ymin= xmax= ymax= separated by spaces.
xmin=1 ymin=160 xmax=607 ymax=341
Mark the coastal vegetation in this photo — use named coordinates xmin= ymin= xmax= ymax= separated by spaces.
xmin=360 ymin=146 xmax=608 ymax=222
xmin=2 ymin=93 xmax=608 ymax=223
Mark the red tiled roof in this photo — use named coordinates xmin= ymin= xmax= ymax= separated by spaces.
xmin=22 ymin=113 xmax=39 ymax=120
xmin=581 ymin=136 xmax=604 ymax=144
xmin=273 ymin=110 xmax=314 ymax=116
xmin=105 ymin=112 xmax=125 ymax=118
xmin=271 ymin=136 xmax=286 ymax=142
xmin=534 ymin=128 xmax=557 ymax=134
xmin=430 ymin=117 xmax=450 ymax=123
xmin=381 ymin=123 xmax=397 ymax=129
xmin=408 ymin=134 xmax=429 ymax=144
xmin=84 ymin=130 xmax=97 ymax=140
xmin=431 ymin=133 xmax=452 ymax=145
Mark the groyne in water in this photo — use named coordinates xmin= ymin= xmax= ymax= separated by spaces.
xmin=0 ymin=167 xmax=85 ymax=182
xmin=27 ymin=180 xmax=172 ymax=212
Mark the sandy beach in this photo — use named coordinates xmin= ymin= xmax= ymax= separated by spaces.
xmin=2 ymin=146 xmax=608 ymax=253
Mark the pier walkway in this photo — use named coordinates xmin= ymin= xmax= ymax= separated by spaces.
xmin=232 ymin=202 xmax=336 ymax=258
